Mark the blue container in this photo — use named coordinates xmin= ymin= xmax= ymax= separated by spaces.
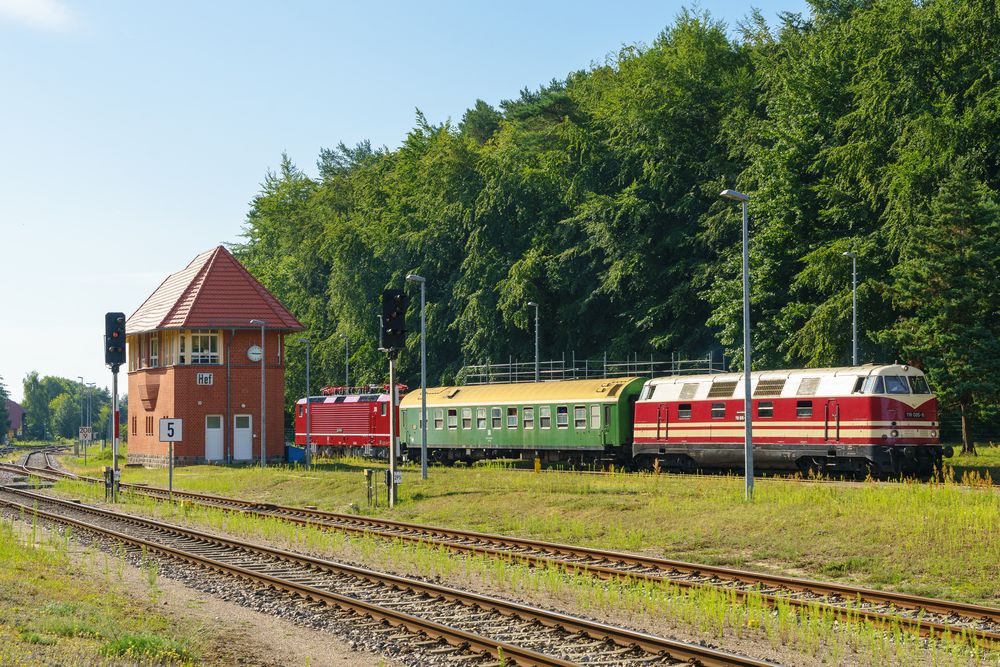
xmin=286 ymin=445 xmax=307 ymax=464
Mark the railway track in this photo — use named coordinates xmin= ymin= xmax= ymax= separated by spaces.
xmin=4 ymin=460 xmax=999 ymax=649
xmin=0 ymin=486 xmax=772 ymax=667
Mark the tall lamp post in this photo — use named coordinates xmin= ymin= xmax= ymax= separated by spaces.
xmin=842 ymin=251 xmax=858 ymax=366
xmin=526 ymin=301 xmax=539 ymax=382
xmin=77 ymin=376 xmax=84 ymax=452
xmin=249 ymin=319 xmax=267 ymax=467
xmin=406 ymin=273 xmax=428 ymax=480
xmin=720 ymin=188 xmax=754 ymax=500
xmin=340 ymin=333 xmax=350 ymax=390
xmin=298 ymin=337 xmax=311 ymax=467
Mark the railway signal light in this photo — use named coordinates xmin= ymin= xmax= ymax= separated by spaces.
xmin=380 ymin=289 xmax=408 ymax=351
xmin=104 ymin=312 xmax=126 ymax=367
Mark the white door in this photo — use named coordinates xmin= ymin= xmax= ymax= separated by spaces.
xmin=205 ymin=415 xmax=224 ymax=461
xmin=234 ymin=414 xmax=253 ymax=461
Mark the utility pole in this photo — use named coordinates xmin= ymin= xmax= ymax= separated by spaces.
xmin=527 ymin=301 xmax=539 ymax=382
xmin=298 ymin=337 xmax=311 ymax=466
xmin=250 ymin=319 xmax=267 ymax=467
xmin=406 ymin=273 xmax=428 ymax=480
xmin=843 ymin=251 xmax=858 ymax=365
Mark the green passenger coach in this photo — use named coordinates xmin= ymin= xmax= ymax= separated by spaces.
xmin=398 ymin=377 xmax=646 ymax=463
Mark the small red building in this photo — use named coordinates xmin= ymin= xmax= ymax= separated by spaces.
xmin=125 ymin=246 xmax=304 ymax=466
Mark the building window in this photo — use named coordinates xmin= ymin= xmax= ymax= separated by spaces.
xmin=796 ymin=400 xmax=813 ymax=418
xmin=757 ymin=401 xmax=773 ymax=418
xmin=434 ymin=409 xmax=444 ymax=430
xmin=590 ymin=405 xmax=601 ymax=428
xmin=556 ymin=406 xmax=569 ymax=429
xmin=523 ymin=407 xmax=534 ymax=430
xmin=189 ymin=332 xmax=219 ymax=364
xmin=491 ymin=407 xmax=502 ymax=429
xmin=149 ymin=336 xmax=159 ymax=368
xmin=711 ymin=403 xmax=726 ymax=419
xmin=539 ymin=406 xmax=551 ymax=429
xmin=678 ymin=404 xmax=692 ymax=419
xmin=507 ymin=407 xmax=518 ymax=428
xmin=145 ymin=416 xmax=154 ymax=436
xmin=476 ymin=407 xmax=487 ymax=429
xmin=132 ymin=415 xmax=137 ymax=435
xmin=574 ymin=406 xmax=586 ymax=429
xmin=447 ymin=409 xmax=457 ymax=429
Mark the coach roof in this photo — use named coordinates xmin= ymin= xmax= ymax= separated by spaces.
xmin=399 ymin=377 xmax=646 ymax=408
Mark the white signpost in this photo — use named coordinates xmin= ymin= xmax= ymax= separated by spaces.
xmin=159 ymin=418 xmax=183 ymax=499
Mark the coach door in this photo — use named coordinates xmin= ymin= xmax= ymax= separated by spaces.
xmin=824 ymin=400 xmax=840 ymax=442
xmin=234 ymin=414 xmax=253 ymax=460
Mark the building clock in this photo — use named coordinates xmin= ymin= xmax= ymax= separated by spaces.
xmin=247 ymin=345 xmax=263 ymax=362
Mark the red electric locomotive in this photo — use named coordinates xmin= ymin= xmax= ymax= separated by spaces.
xmin=632 ymin=364 xmax=945 ymax=477
xmin=294 ymin=385 xmax=405 ymax=458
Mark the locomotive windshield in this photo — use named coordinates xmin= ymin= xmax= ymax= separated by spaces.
xmin=884 ymin=376 xmax=910 ymax=394
xmin=908 ymin=375 xmax=931 ymax=394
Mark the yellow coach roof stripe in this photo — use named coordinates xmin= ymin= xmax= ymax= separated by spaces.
xmin=399 ymin=377 xmax=645 ymax=409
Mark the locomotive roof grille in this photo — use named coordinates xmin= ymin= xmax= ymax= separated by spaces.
xmin=796 ymin=377 xmax=820 ymax=396
xmin=707 ymin=381 xmax=738 ymax=398
xmin=753 ymin=378 xmax=786 ymax=397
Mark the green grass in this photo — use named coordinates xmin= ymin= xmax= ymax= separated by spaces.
xmin=60 ymin=449 xmax=1000 ymax=607
xmin=946 ymin=446 xmax=1000 ymax=483
xmin=0 ymin=512 xmax=200 ymax=665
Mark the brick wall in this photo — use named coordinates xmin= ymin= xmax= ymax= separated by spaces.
xmin=127 ymin=330 xmax=288 ymax=466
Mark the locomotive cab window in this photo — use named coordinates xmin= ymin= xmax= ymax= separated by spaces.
xmin=507 ymin=407 xmax=518 ymax=428
xmin=447 ymin=409 xmax=457 ymax=429
xmin=796 ymin=400 xmax=813 ymax=418
xmin=885 ymin=376 xmax=910 ymax=394
xmin=523 ymin=407 xmax=535 ymax=430
xmin=298 ymin=405 xmax=303 ymax=417
xmin=434 ymin=409 xmax=444 ymax=429
xmin=539 ymin=406 xmax=551 ymax=429
xmin=461 ymin=408 xmax=472 ymax=429
xmin=491 ymin=407 xmax=502 ymax=428
xmin=556 ymin=406 xmax=569 ymax=429
xmin=380 ymin=403 xmax=387 ymax=416
xmin=908 ymin=375 xmax=930 ymax=394
xmin=757 ymin=401 xmax=773 ymax=418
xmin=711 ymin=403 xmax=725 ymax=419
xmin=574 ymin=406 xmax=586 ymax=429
xmin=641 ymin=385 xmax=655 ymax=400
xmin=852 ymin=377 xmax=865 ymax=393
xmin=476 ymin=408 xmax=487 ymax=429
xmin=678 ymin=404 xmax=692 ymax=419
xmin=862 ymin=376 xmax=885 ymax=394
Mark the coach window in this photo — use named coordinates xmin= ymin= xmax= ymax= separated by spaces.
xmin=908 ymin=376 xmax=930 ymax=394
xmin=461 ymin=408 xmax=472 ymax=429
xmin=491 ymin=407 xmax=502 ymax=428
xmin=796 ymin=400 xmax=813 ymax=418
xmin=862 ymin=376 xmax=885 ymax=394
xmin=678 ymin=404 xmax=692 ymax=419
xmin=507 ymin=407 xmax=518 ymax=428
xmin=556 ymin=406 xmax=569 ymax=429
xmin=574 ymin=406 xmax=586 ymax=429
xmin=523 ymin=407 xmax=535 ymax=430
xmin=447 ymin=409 xmax=458 ymax=429
xmin=885 ymin=376 xmax=910 ymax=394
xmin=757 ymin=401 xmax=773 ymax=418
xmin=539 ymin=406 xmax=551 ymax=429
xmin=476 ymin=407 xmax=487 ymax=429
xmin=711 ymin=402 xmax=725 ymax=419
xmin=590 ymin=405 xmax=601 ymax=429
xmin=434 ymin=409 xmax=444 ymax=430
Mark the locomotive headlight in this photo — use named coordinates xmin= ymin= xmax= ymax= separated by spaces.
xmin=931 ymin=430 xmax=937 ymax=437
xmin=890 ymin=429 xmax=899 ymax=438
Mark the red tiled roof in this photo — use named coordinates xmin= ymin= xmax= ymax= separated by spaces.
xmin=126 ymin=246 xmax=304 ymax=334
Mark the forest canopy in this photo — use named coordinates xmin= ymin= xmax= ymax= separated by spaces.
xmin=234 ymin=0 xmax=1000 ymax=446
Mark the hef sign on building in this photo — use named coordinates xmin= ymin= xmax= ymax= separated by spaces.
xmin=124 ymin=246 xmax=304 ymax=467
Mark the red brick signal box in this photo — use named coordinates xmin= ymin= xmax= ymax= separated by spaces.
xmin=125 ymin=246 xmax=304 ymax=466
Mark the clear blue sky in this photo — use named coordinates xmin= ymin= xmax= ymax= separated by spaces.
xmin=0 ymin=0 xmax=809 ymax=403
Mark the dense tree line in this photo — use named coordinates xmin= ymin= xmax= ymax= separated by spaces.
xmin=235 ymin=0 xmax=1000 ymax=452
xmin=19 ymin=372 xmax=115 ymax=442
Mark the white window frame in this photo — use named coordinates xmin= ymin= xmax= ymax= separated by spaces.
xmin=538 ymin=405 xmax=551 ymax=429
xmin=574 ymin=406 xmax=586 ymax=429
xmin=590 ymin=405 xmax=601 ymax=429
xmin=461 ymin=408 xmax=472 ymax=429
xmin=149 ymin=335 xmax=159 ymax=368
xmin=476 ymin=407 xmax=487 ymax=430
xmin=447 ymin=409 xmax=458 ymax=429
xmin=434 ymin=408 xmax=444 ymax=430
xmin=507 ymin=407 xmax=518 ymax=429
xmin=556 ymin=406 xmax=569 ymax=429
xmin=491 ymin=407 xmax=502 ymax=429
xmin=523 ymin=406 xmax=534 ymax=430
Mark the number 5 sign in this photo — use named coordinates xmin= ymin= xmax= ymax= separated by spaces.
xmin=159 ymin=418 xmax=183 ymax=442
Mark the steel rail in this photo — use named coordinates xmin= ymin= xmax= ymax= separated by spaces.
xmin=0 ymin=488 xmax=771 ymax=667
xmin=7 ymin=461 xmax=1000 ymax=645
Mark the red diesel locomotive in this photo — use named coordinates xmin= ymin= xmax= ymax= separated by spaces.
xmin=294 ymin=385 xmax=404 ymax=458
xmin=632 ymin=364 xmax=945 ymax=477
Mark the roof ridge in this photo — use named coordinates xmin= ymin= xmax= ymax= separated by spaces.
xmin=178 ymin=246 xmax=224 ymax=327
xmin=158 ymin=247 xmax=218 ymax=329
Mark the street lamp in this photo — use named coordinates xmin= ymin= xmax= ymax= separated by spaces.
xmin=340 ymin=333 xmax=350 ymax=390
xmin=249 ymin=319 xmax=267 ymax=467
xmin=297 ymin=337 xmax=311 ymax=467
xmin=77 ymin=376 xmax=84 ymax=451
xmin=720 ymin=188 xmax=754 ymax=501
xmin=842 ymin=251 xmax=858 ymax=366
xmin=526 ymin=301 xmax=539 ymax=382
xmin=406 ymin=273 xmax=428 ymax=480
